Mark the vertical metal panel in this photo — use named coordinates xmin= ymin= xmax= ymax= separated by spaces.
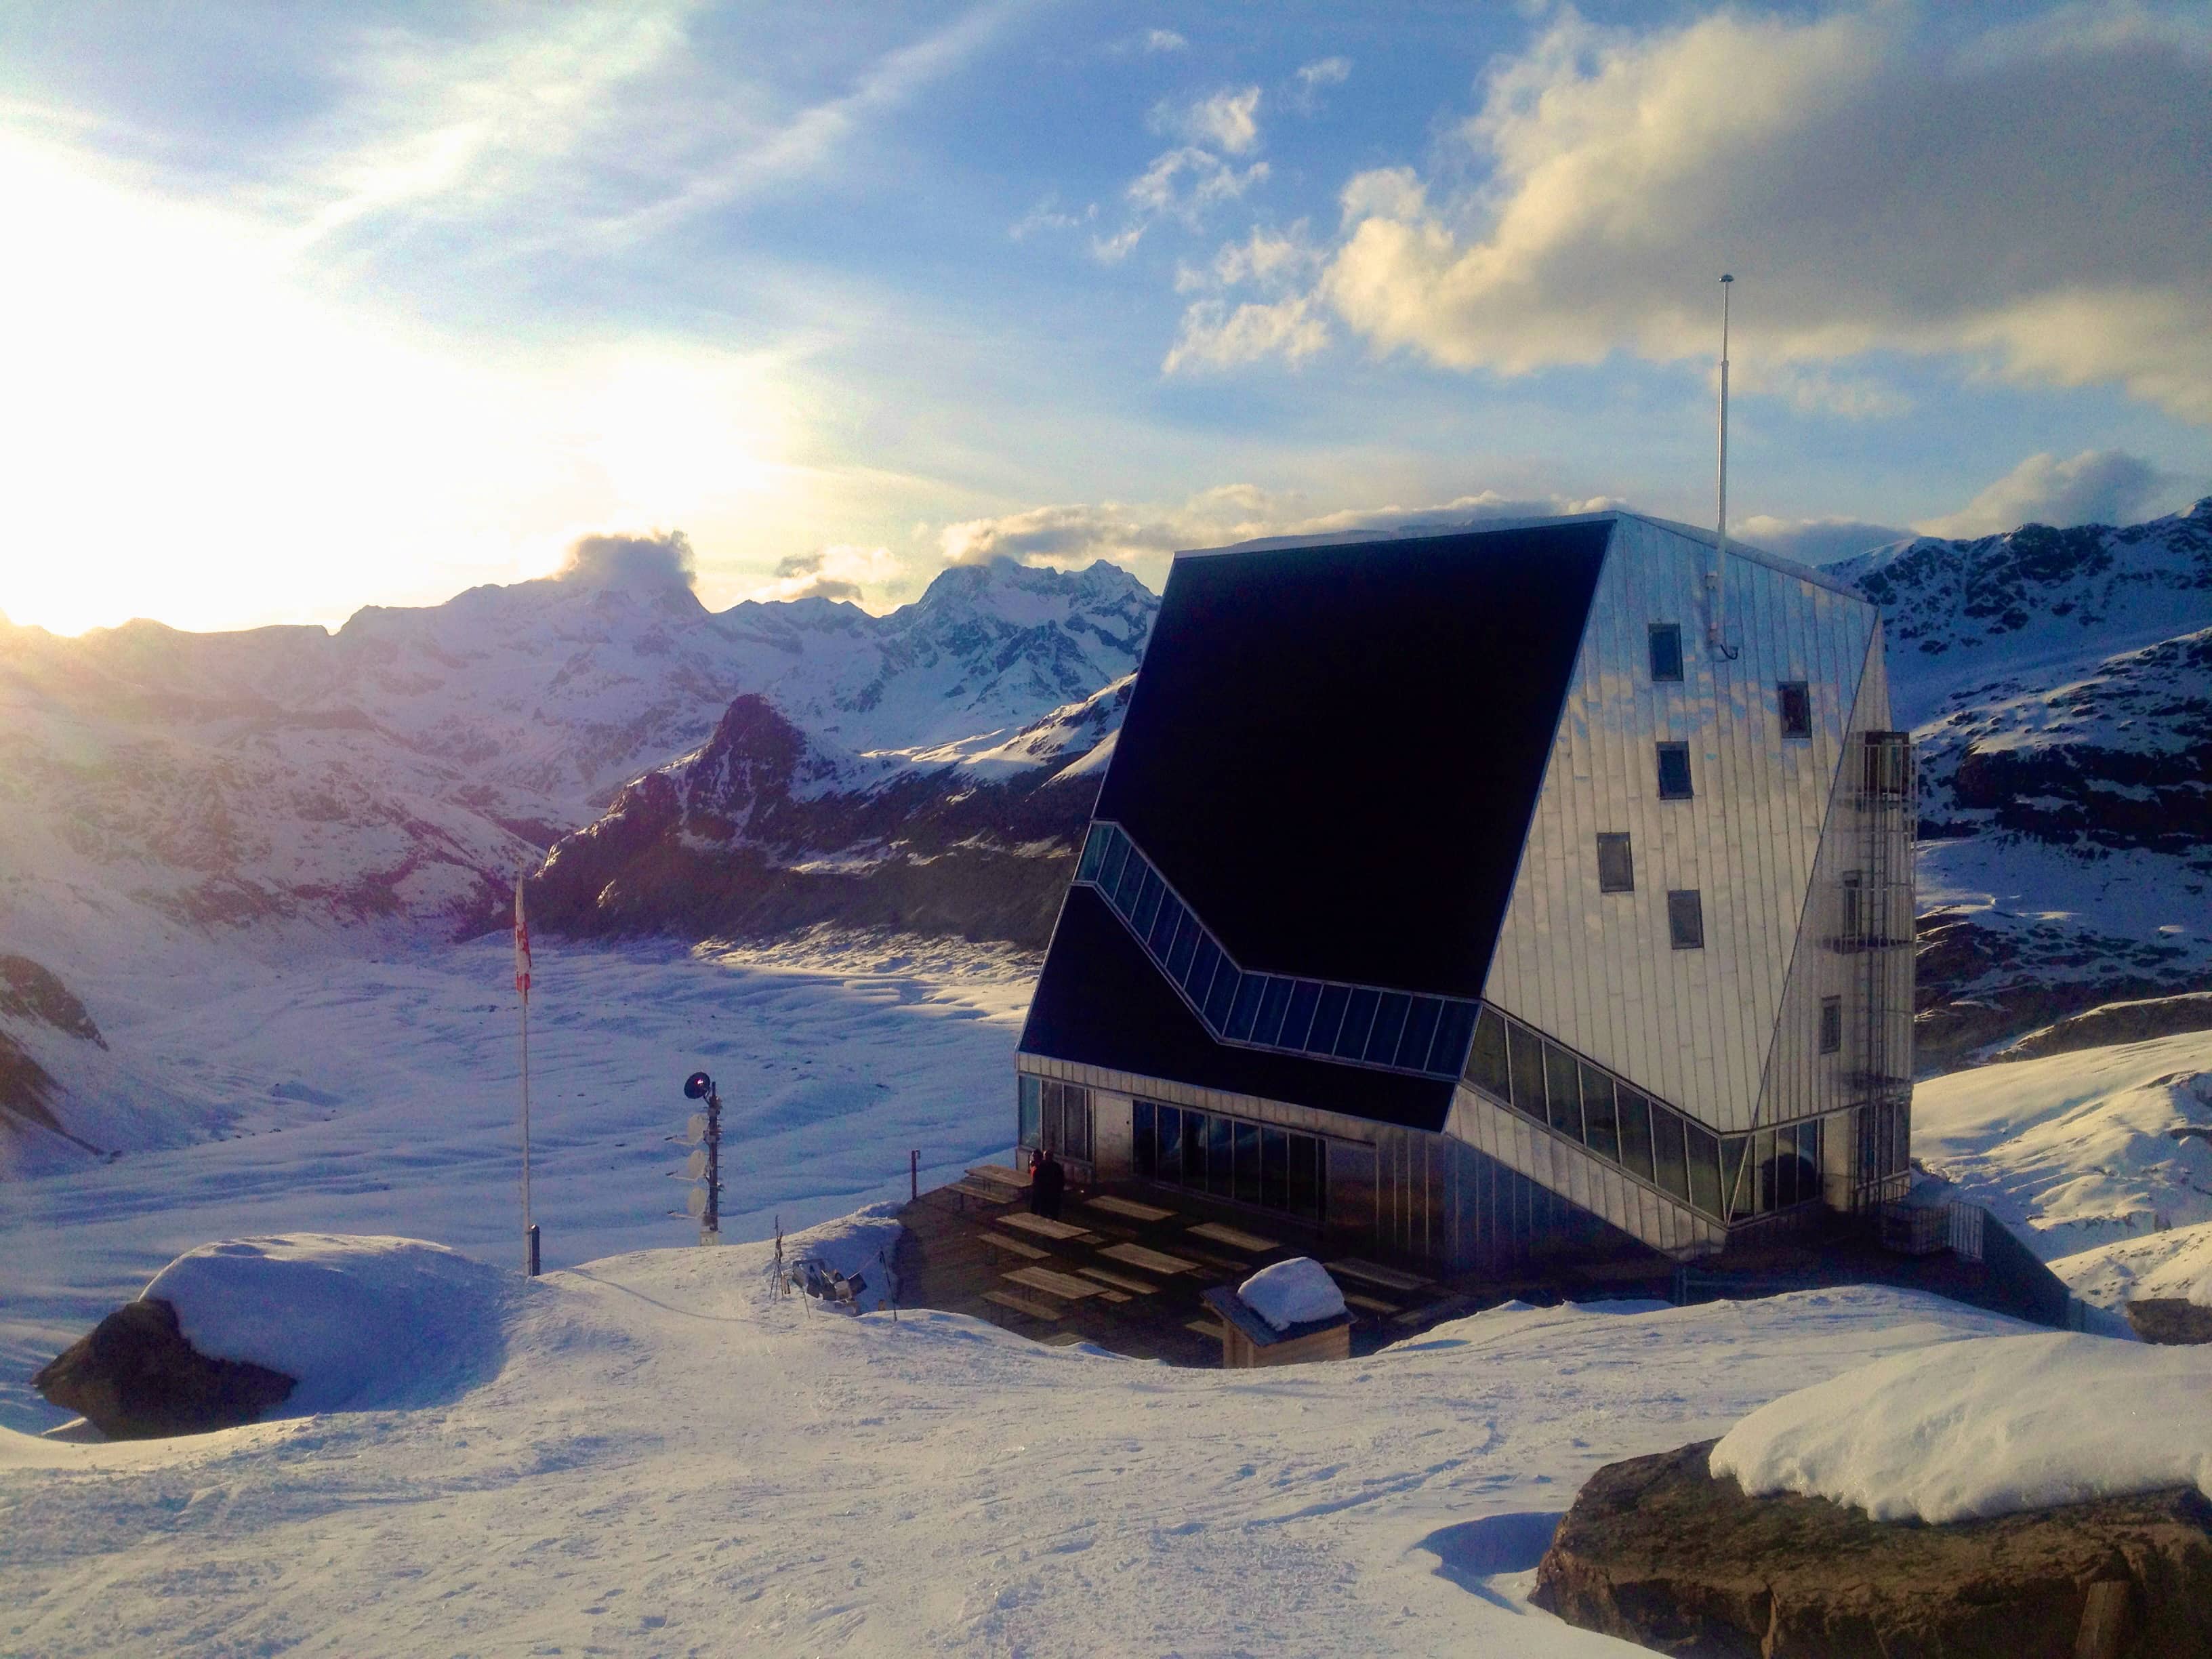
xmin=1480 ymin=517 xmax=1876 ymax=1137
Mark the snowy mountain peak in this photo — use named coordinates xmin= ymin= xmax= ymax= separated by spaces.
xmin=1826 ymin=501 xmax=2212 ymax=725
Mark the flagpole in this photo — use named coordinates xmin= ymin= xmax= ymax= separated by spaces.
xmin=515 ymin=868 xmax=535 ymax=1275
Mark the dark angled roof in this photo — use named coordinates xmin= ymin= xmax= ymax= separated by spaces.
xmin=1021 ymin=886 xmax=1457 ymax=1132
xmin=1094 ymin=520 xmax=1613 ymax=998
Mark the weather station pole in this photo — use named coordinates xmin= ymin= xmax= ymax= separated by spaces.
xmin=682 ymin=1071 xmax=722 ymax=1245
xmin=516 ymin=869 xmax=539 ymax=1277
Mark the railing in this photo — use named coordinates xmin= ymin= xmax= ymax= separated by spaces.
xmin=1074 ymin=821 xmax=1476 ymax=1080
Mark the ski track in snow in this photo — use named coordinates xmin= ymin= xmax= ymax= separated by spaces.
xmin=0 ymin=937 xmax=1030 ymax=1434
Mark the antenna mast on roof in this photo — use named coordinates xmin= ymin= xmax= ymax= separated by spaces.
xmin=1708 ymin=274 xmax=1739 ymax=659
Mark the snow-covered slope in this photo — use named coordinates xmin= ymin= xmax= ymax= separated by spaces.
xmin=0 ymin=555 xmax=1152 ymax=969
xmin=1910 ymin=1026 xmax=2212 ymax=1260
xmin=0 ymin=557 xmax=1152 ymax=1160
xmin=0 ymin=1223 xmax=2026 ymax=1658
xmin=1825 ymin=499 xmax=2212 ymax=1067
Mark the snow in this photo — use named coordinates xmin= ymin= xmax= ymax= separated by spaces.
xmin=140 ymin=1235 xmax=512 ymax=1414
xmin=1238 ymin=1256 xmax=1348 ymax=1331
xmin=1910 ymin=1027 xmax=2212 ymax=1258
xmin=0 ymin=933 xmax=1033 ymax=1433
xmin=2058 ymin=1218 xmax=2212 ymax=1310
xmin=1711 ymin=1332 xmax=2212 ymax=1524
xmin=0 ymin=1244 xmax=2029 ymax=1656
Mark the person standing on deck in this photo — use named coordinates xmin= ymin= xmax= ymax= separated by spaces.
xmin=1029 ymin=1147 xmax=1066 ymax=1221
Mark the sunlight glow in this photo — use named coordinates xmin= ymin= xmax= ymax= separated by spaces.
xmin=0 ymin=138 xmax=805 ymax=636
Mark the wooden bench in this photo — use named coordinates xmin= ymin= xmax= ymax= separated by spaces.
xmin=981 ymin=1231 xmax=1050 ymax=1261
xmin=1326 ymin=1257 xmax=1432 ymax=1295
xmin=983 ymin=1289 xmax=1062 ymax=1322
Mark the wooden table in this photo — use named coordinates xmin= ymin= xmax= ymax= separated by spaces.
xmin=1005 ymin=1266 xmax=1108 ymax=1300
xmin=1082 ymin=1194 xmax=1176 ymax=1223
xmin=1099 ymin=1241 xmax=1202 ymax=1276
xmin=1187 ymin=1221 xmax=1281 ymax=1253
xmin=998 ymin=1213 xmax=1101 ymax=1244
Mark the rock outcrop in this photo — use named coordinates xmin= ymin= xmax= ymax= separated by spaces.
xmin=1531 ymin=1439 xmax=2212 ymax=1658
xmin=2126 ymin=1298 xmax=2212 ymax=1345
xmin=33 ymin=1298 xmax=296 ymax=1439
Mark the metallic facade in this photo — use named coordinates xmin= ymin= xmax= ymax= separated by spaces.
xmin=1017 ymin=511 xmax=1914 ymax=1270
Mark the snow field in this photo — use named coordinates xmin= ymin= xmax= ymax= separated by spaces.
xmin=1 ymin=1224 xmax=2031 ymax=1659
xmin=1911 ymin=1027 xmax=2212 ymax=1261
xmin=0 ymin=936 xmax=1031 ymax=1433
xmin=1712 ymin=1332 xmax=2212 ymax=1524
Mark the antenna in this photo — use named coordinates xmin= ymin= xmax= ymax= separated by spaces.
xmin=1709 ymin=274 xmax=1739 ymax=659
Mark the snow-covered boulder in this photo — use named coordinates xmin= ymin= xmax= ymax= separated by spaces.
xmin=140 ymin=1235 xmax=513 ymax=1416
xmin=1710 ymin=1332 xmax=2212 ymax=1523
xmin=1236 ymin=1257 xmax=1347 ymax=1333
xmin=1533 ymin=1437 xmax=2212 ymax=1658
xmin=37 ymin=1235 xmax=516 ymax=1438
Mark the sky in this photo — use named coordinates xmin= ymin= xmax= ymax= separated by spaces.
xmin=0 ymin=0 xmax=2206 ymax=635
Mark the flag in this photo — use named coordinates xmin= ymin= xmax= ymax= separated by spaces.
xmin=514 ymin=876 xmax=533 ymax=997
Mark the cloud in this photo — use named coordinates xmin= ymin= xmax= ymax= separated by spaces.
xmin=1144 ymin=28 xmax=1188 ymax=54
xmin=556 ymin=530 xmax=697 ymax=592
xmin=744 ymin=543 xmax=898 ymax=604
xmin=1010 ymin=192 xmax=1094 ymax=241
xmin=1163 ymin=294 xmax=1328 ymax=373
xmin=938 ymin=485 xmax=1619 ymax=572
xmin=1915 ymin=449 xmax=2192 ymax=539
xmin=1286 ymin=56 xmax=1351 ymax=112
xmin=1105 ymin=146 xmax=1269 ymax=257
xmin=1298 ymin=8 xmax=2212 ymax=419
xmin=1737 ymin=515 xmax=1909 ymax=567
xmin=1167 ymin=85 xmax=1262 ymax=155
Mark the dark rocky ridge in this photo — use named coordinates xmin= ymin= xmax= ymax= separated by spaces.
xmin=527 ymin=687 xmax=1122 ymax=951
xmin=1532 ymin=1438 xmax=2212 ymax=1658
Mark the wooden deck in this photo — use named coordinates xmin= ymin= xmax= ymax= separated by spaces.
xmin=894 ymin=1168 xmax=1465 ymax=1366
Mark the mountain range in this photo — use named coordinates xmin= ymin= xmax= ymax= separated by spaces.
xmin=3 ymin=500 xmax=2207 ymax=1163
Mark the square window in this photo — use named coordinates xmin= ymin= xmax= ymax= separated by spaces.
xmin=1649 ymin=623 xmax=1684 ymax=682
xmin=1778 ymin=681 xmax=1812 ymax=740
xmin=1596 ymin=832 xmax=1635 ymax=893
xmin=1656 ymin=742 xmax=1694 ymax=800
xmin=1819 ymin=995 xmax=1843 ymax=1054
xmin=1668 ymin=889 xmax=1705 ymax=949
